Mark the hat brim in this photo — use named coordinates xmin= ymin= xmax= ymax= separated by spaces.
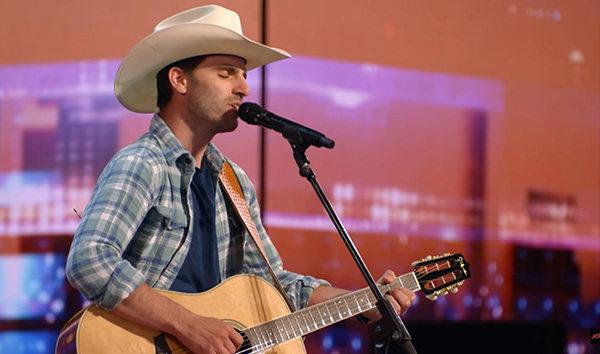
xmin=114 ymin=23 xmax=290 ymax=113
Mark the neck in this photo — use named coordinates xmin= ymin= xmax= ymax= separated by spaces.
xmin=159 ymin=109 xmax=213 ymax=168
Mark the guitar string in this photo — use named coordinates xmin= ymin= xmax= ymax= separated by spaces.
xmin=165 ymin=259 xmax=461 ymax=354
xmin=234 ymin=259 xmax=462 ymax=354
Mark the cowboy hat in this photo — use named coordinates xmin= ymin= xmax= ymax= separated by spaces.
xmin=114 ymin=5 xmax=290 ymax=113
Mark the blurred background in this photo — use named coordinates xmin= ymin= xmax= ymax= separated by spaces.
xmin=0 ymin=0 xmax=598 ymax=353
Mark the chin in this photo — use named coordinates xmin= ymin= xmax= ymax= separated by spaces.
xmin=221 ymin=119 xmax=239 ymax=134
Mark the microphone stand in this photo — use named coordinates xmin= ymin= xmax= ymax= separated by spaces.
xmin=287 ymin=140 xmax=417 ymax=354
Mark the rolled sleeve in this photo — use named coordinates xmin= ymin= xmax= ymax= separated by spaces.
xmin=66 ymin=153 xmax=157 ymax=310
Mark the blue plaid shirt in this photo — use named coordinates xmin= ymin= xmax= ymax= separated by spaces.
xmin=66 ymin=114 xmax=329 ymax=311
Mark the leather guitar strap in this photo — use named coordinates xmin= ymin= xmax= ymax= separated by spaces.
xmin=218 ymin=160 xmax=296 ymax=312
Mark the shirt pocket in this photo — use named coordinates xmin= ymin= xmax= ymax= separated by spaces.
xmin=154 ymin=203 xmax=188 ymax=230
xmin=132 ymin=203 xmax=188 ymax=269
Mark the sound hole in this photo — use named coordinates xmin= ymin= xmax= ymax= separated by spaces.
xmin=236 ymin=330 xmax=252 ymax=353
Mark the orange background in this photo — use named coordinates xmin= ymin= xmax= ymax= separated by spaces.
xmin=0 ymin=0 xmax=599 ymax=352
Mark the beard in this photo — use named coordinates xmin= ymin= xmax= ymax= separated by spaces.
xmin=186 ymin=76 xmax=239 ymax=135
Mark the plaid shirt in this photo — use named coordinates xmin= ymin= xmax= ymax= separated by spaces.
xmin=66 ymin=114 xmax=329 ymax=311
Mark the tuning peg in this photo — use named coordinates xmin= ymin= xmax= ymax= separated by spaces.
xmin=426 ymin=294 xmax=438 ymax=301
xmin=412 ymin=255 xmax=433 ymax=266
xmin=450 ymin=287 xmax=459 ymax=294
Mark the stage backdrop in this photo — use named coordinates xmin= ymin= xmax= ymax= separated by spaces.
xmin=0 ymin=1 xmax=598 ymax=353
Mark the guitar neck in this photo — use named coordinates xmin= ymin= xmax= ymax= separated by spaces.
xmin=241 ymin=272 xmax=420 ymax=352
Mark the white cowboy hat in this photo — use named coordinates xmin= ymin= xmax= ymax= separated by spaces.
xmin=114 ymin=5 xmax=290 ymax=113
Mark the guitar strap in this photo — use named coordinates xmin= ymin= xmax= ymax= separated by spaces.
xmin=218 ymin=160 xmax=296 ymax=312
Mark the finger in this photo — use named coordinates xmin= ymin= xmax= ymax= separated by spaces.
xmin=390 ymin=288 xmax=415 ymax=315
xmin=230 ymin=328 xmax=244 ymax=348
xmin=385 ymin=293 xmax=403 ymax=315
xmin=380 ymin=269 xmax=397 ymax=283
xmin=224 ymin=340 xmax=237 ymax=354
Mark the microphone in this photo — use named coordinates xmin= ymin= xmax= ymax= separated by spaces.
xmin=238 ymin=102 xmax=335 ymax=149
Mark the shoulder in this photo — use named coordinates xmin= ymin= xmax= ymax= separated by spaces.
xmin=225 ymin=159 xmax=255 ymax=192
xmin=98 ymin=133 xmax=171 ymax=192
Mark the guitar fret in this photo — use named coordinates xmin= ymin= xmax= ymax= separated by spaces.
xmin=330 ymin=298 xmax=344 ymax=320
xmin=317 ymin=303 xmax=329 ymax=326
xmin=286 ymin=314 xmax=298 ymax=338
xmin=266 ymin=320 xmax=280 ymax=346
xmin=260 ymin=323 xmax=272 ymax=349
xmin=302 ymin=311 xmax=313 ymax=333
xmin=239 ymin=271 xmax=423 ymax=352
xmin=351 ymin=292 xmax=362 ymax=312
xmin=307 ymin=306 xmax=318 ymax=331
xmin=335 ymin=298 xmax=348 ymax=317
xmin=311 ymin=305 xmax=322 ymax=327
xmin=255 ymin=326 xmax=274 ymax=350
xmin=323 ymin=302 xmax=334 ymax=324
xmin=342 ymin=296 xmax=352 ymax=316
xmin=276 ymin=318 xmax=291 ymax=343
xmin=292 ymin=312 xmax=304 ymax=336
xmin=366 ymin=289 xmax=373 ymax=309
xmin=356 ymin=291 xmax=368 ymax=313
xmin=251 ymin=325 xmax=268 ymax=351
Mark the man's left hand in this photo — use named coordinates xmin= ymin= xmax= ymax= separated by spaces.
xmin=361 ymin=269 xmax=416 ymax=322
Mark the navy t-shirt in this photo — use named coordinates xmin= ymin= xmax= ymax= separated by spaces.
xmin=169 ymin=164 xmax=220 ymax=293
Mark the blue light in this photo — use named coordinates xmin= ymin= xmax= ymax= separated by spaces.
xmin=594 ymin=301 xmax=600 ymax=315
xmin=463 ymin=294 xmax=473 ymax=307
xmin=0 ymin=331 xmax=57 ymax=353
xmin=351 ymin=336 xmax=362 ymax=351
xmin=543 ymin=298 xmax=553 ymax=312
xmin=517 ymin=297 xmax=527 ymax=310
xmin=568 ymin=300 xmax=578 ymax=314
xmin=412 ymin=295 xmax=419 ymax=306
xmin=486 ymin=296 xmax=499 ymax=309
xmin=322 ymin=335 xmax=333 ymax=350
xmin=436 ymin=295 xmax=447 ymax=306
xmin=0 ymin=254 xmax=66 ymax=320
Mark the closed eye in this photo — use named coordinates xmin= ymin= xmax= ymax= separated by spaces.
xmin=217 ymin=66 xmax=247 ymax=79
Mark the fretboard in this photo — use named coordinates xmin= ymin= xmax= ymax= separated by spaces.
xmin=241 ymin=272 xmax=420 ymax=353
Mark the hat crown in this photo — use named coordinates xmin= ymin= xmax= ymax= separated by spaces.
xmin=154 ymin=5 xmax=243 ymax=35
xmin=115 ymin=5 xmax=289 ymax=113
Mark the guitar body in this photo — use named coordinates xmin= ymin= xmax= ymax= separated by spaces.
xmin=56 ymin=275 xmax=305 ymax=354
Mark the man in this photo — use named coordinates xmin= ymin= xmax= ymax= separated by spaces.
xmin=66 ymin=5 xmax=415 ymax=354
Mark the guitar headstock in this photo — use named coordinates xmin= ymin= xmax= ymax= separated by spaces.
xmin=412 ymin=253 xmax=471 ymax=301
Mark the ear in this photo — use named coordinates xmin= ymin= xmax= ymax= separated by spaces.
xmin=168 ymin=67 xmax=188 ymax=95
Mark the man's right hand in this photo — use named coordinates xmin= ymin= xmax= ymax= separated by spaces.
xmin=110 ymin=283 xmax=243 ymax=354
xmin=174 ymin=314 xmax=243 ymax=354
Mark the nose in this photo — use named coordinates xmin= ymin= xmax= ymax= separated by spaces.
xmin=235 ymin=76 xmax=250 ymax=98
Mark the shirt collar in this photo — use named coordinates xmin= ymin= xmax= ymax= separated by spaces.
xmin=149 ymin=113 xmax=226 ymax=174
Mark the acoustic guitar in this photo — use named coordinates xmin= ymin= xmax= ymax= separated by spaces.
xmin=56 ymin=253 xmax=470 ymax=354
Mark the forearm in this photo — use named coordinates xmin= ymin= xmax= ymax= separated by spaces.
xmin=307 ymin=285 xmax=350 ymax=307
xmin=110 ymin=283 xmax=192 ymax=338
xmin=110 ymin=283 xmax=243 ymax=353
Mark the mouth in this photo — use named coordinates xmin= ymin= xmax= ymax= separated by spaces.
xmin=231 ymin=103 xmax=241 ymax=110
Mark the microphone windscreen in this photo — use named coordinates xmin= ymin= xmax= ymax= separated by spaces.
xmin=238 ymin=102 xmax=262 ymax=124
